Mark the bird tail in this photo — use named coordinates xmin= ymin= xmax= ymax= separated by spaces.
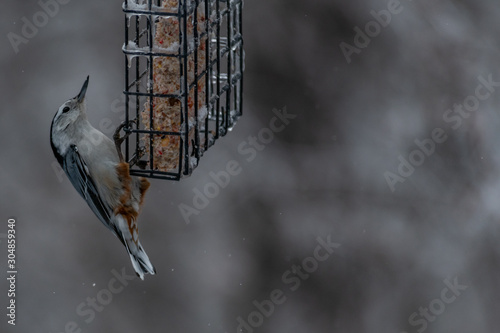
xmin=124 ymin=238 xmax=156 ymax=280
xmin=114 ymin=214 xmax=156 ymax=280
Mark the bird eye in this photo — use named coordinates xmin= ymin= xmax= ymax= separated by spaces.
xmin=63 ymin=106 xmax=70 ymax=113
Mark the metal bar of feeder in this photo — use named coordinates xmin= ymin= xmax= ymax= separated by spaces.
xmin=193 ymin=0 xmax=200 ymax=164
xmin=148 ymin=1 xmax=154 ymax=172
xmin=215 ymin=0 xmax=221 ymax=139
xmin=225 ymin=4 xmax=232 ymax=133
xmin=239 ymin=0 xmax=243 ymax=117
xmin=182 ymin=0 xmax=190 ymax=176
xmin=134 ymin=11 xmax=140 ymax=168
xmin=124 ymin=3 xmax=130 ymax=163
xmin=204 ymin=0 xmax=210 ymax=151
xmin=129 ymin=129 xmax=181 ymax=136
xmin=125 ymin=91 xmax=182 ymax=99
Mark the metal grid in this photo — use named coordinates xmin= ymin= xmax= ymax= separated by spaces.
xmin=121 ymin=0 xmax=244 ymax=180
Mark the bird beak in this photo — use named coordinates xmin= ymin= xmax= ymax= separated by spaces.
xmin=77 ymin=76 xmax=89 ymax=103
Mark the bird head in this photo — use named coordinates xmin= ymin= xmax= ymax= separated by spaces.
xmin=50 ymin=76 xmax=90 ymax=161
xmin=51 ymin=76 xmax=90 ymax=132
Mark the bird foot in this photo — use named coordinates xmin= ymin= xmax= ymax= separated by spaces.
xmin=114 ymin=119 xmax=137 ymax=162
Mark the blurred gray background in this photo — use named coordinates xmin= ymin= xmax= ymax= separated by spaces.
xmin=2 ymin=0 xmax=500 ymax=332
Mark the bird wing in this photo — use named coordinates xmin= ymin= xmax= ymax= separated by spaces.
xmin=62 ymin=144 xmax=124 ymax=244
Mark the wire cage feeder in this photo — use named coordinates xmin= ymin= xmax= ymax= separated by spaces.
xmin=121 ymin=0 xmax=244 ymax=180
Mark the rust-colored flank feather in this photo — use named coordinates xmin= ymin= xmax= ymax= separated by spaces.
xmin=114 ymin=162 xmax=145 ymax=245
xmin=139 ymin=177 xmax=150 ymax=208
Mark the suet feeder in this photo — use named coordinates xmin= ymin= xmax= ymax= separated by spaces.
xmin=120 ymin=0 xmax=244 ymax=180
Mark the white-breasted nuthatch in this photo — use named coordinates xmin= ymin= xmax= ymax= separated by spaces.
xmin=50 ymin=76 xmax=156 ymax=280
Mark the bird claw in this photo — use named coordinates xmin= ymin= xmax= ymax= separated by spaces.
xmin=128 ymin=147 xmax=147 ymax=168
xmin=114 ymin=119 xmax=138 ymax=162
xmin=114 ymin=119 xmax=137 ymax=144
